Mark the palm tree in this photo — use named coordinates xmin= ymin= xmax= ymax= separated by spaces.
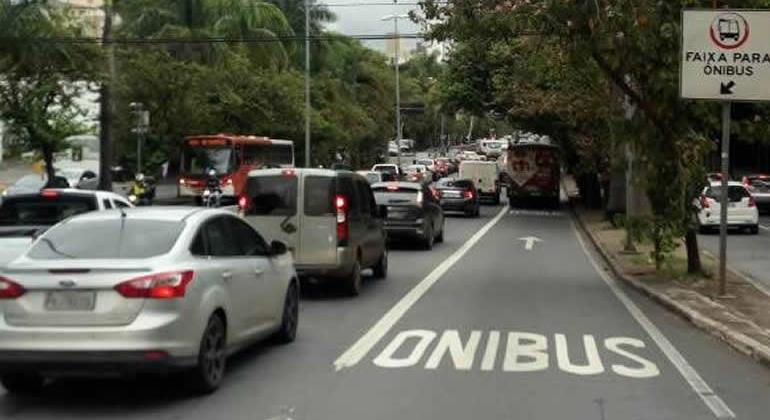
xmin=118 ymin=0 xmax=295 ymax=68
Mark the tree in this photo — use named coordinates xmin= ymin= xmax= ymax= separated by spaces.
xmin=419 ymin=0 xmax=770 ymax=272
xmin=0 ymin=0 xmax=101 ymax=181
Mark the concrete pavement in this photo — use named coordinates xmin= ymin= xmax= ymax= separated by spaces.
xmin=1 ymin=205 xmax=769 ymax=419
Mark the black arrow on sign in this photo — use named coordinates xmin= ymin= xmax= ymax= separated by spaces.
xmin=721 ymin=81 xmax=736 ymax=95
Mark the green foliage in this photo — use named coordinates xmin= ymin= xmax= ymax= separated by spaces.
xmin=0 ymin=0 xmax=102 ymax=178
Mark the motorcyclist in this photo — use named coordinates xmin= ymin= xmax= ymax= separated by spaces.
xmin=129 ymin=173 xmax=151 ymax=206
xmin=203 ymin=168 xmax=222 ymax=207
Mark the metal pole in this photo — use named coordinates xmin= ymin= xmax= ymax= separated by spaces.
xmin=718 ymin=101 xmax=731 ymax=296
xmin=394 ymin=16 xmax=402 ymax=169
xmin=304 ymin=0 xmax=311 ymax=168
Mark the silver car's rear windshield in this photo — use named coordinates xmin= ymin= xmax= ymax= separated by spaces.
xmin=27 ymin=219 xmax=184 ymax=259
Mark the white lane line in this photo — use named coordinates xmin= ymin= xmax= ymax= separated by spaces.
xmin=572 ymin=221 xmax=735 ymax=419
xmin=333 ymin=205 xmax=510 ymax=371
xmin=760 ymin=224 xmax=769 ymax=231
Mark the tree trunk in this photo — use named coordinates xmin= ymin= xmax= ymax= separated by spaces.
xmin=685 ymin=227 xmax=702 ymax=274
xmin=98 ymin=0 xmax=115 ymax=191
xmin=42 ymin=145 xmax=56 ymax=182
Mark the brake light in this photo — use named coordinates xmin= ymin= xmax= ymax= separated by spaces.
xmin=335 ymin=194 xmax=349 ymax=244
xmin=749 ymin=196 xmax=757 ymax=208
xmin=115 ymin=271 xmax=194 ymax=299
xmin=700 ymin=196 xmax=710 ymax=209
xmin=0 ymin=276 xmax=25 ymax=299
xmin=40 ymin=189 xmax=59 ymax=198
xmin=463 ymin=190 xmax=474 ymax=199
xmin=282 ymin=169 xmax=296 ymax=177
xmin=237 ymin=194 xmax=249 ymax=211
xmin=387 ymin=183 xmax=400 ymax=191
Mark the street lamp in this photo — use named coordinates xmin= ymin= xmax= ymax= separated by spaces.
xmin=381 ymin=13 xmax=409 ymax=168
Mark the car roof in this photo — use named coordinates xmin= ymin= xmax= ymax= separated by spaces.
xmin=708 ymin=181 xmax=745 ymax=187
xmin=62 ymin=206 xmax=225 ymax=223
xmin=247 ymin=167 xmax=338 ymax=177
xmin=3 ymin=188 xmax=110 ymax=199
xmin=371 ymin=181 xmax=422 ymax=190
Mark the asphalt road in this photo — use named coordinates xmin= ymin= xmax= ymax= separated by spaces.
xmin=1 ymin=204 xmax=769 ymax=419
xmin=698 ymin=214 xmax=770 ymax=293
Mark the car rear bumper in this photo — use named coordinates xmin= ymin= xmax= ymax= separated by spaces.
xmin=440 ymin=199 xmax=475 ymax=212
xmin=698 ymin=211 xmax=758 ymax=227
xmin=295 ymin=246 xmax=355 ymax=279
xmin=384 ymin=220 xmax=425 ymax=238
xmin=0 ymin=350 xmax=197 ymax=374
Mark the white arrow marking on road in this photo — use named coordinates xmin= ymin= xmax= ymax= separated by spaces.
xmin=518 ymin=236 xmax=542 ymax=251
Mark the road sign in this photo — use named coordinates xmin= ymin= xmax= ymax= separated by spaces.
xmin=681 ymin=10 xmax=770 ymax=101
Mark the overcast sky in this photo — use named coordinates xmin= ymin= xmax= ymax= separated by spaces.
xmin=320 ymin=0 xmax=421 ymax=53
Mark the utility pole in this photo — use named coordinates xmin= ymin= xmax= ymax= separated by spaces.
xmin=98 ymin=0 xmax=115 ymax=191
xmin=382 ymin=11 xmax=409 ymax=168
xmin=304 ymin=0 xmax=311 ymax=167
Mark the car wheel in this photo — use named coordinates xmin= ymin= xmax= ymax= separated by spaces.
xmin=0 ymin=372 xmax=44 ymax=394
xmin=493 ymin=193 xmax=501 ymax=205
xmin=346 ymin=259 xmax=362 ymax=296
xmin=187 ymin=314 xmax=227 ymax=394
xmin=372 ymin=248 xmax=388 ymax=279
xmin=435 ymin=221 xmax=445 ymax=243
xmin=423 ymin=224 xmax=434 ymax=250
xmin=750 ymin=225 xmax=760 ymax=235
xmin=273 ymin=281 xmax=299 ymax=344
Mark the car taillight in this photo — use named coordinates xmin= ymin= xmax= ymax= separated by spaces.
xmin=282 ymin=169 xmax=296 ymax=177
xmin=700 ymin=196 xmax=710 ymax=209
xmin=748 ymin=196 xmax=757 ymax=208
xmin=115 ymin=271 xmax=194 ymax=299
xmin=40 ymin=189 xmax=59 ymax=198
xmin=335 ymin=194 xmax=349 ymax=244
xmin=220 ymin=176 xmax=233 ymax=186
xmin=463 ymin=190 xmax=474 ymax=199
xmin=0 ymin=276 xmax=25 ymax=299
xmin=237 ymin=194 xmax=249 ymax=211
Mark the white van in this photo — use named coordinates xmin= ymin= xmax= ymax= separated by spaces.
xmin=239 ymin=168 xmax=388 ymax=295
xmin=459 ymin=161 xmax=500 ymax=204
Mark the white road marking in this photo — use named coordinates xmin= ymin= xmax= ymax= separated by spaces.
xmin=480 ymin=330 xmax=500 ymax=371
xmin=518 ymin=236 xmax=543 ymax=251
xmin=573 ymin=221 xmax=736 ymax=418
xmin=333 ymin=205 xmax=510 ymax=371
xmin=760 ymin=224 xmax=770 ymax=231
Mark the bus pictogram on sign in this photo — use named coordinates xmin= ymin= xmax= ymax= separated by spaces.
xmin=710 ymin=12 xmax=749 ymax=50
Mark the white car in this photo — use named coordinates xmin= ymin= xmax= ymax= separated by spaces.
xmin=696 ymin=182 xmax=759 ymax=234
xmin=459 ymin=160 xmax=501 ymax=204
xmin=56 ymin=167 xmax=99 ymax=190
xmin=0 ymin=189 xmax=132 ymax=268
xmin=0 ymin=207 xmax=298 ymax=394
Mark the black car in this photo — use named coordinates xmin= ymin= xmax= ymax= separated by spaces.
xmin=435 ymin=178 xmax=480 ymax=217
xmin=372 ymin=182 xmax=445 ymax=250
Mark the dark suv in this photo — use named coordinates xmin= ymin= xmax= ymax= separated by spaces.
xmin=372 ymin=182 xmax=445 ymax=250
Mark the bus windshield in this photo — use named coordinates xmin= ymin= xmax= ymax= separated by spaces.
xmin=183 ymin=145 xmax=233 ymax=175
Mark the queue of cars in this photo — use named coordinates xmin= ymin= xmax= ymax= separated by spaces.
xmin=0 ymin=147 xmax=507 ymax=395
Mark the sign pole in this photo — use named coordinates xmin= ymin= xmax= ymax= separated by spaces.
xmin=718 ymin=101 xmax=731 ymax=296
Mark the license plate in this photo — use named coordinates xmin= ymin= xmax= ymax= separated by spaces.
xmin=443 ymin=191 xmax=461 ymax=198
xmin=44 ymin=291 xmax=96 ymax=311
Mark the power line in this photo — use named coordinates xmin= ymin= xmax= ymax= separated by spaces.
xmin=0 ymin=33 xmax=426 ymax=45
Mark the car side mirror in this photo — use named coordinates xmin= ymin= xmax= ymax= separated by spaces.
xmin=269 ymin=240 xmax=288 ymax=256
xmin=378 ymin=205 xmax=388 ymax=219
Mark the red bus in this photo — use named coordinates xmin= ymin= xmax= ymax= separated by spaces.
xmin=178 ymin=134 xmax=295 ymax=199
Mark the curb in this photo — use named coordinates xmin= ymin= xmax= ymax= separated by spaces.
xmin=571 ymin=207 xmax=770 ymax=369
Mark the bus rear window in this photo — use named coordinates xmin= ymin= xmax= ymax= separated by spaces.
xmin=183 ymin=145 xmax=232 ymax=174
xmin=245 ymin=176 xmax=297 ymax=216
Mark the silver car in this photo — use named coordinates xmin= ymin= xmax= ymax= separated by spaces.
xmin=0 ymin=207 xmax=298 ymax=394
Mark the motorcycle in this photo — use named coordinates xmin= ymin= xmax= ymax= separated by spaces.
xmin=127 ymin=176 xmax=156 ymax=206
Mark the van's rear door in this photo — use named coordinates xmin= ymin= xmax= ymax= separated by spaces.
xmin=298 ymin=174 xmax=338 ymax=266
xmin=243 ymin=173 xmax=300 ymax=256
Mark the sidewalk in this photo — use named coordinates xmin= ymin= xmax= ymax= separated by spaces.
xmin=574 ymin=206 xmax=770 ymax=367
